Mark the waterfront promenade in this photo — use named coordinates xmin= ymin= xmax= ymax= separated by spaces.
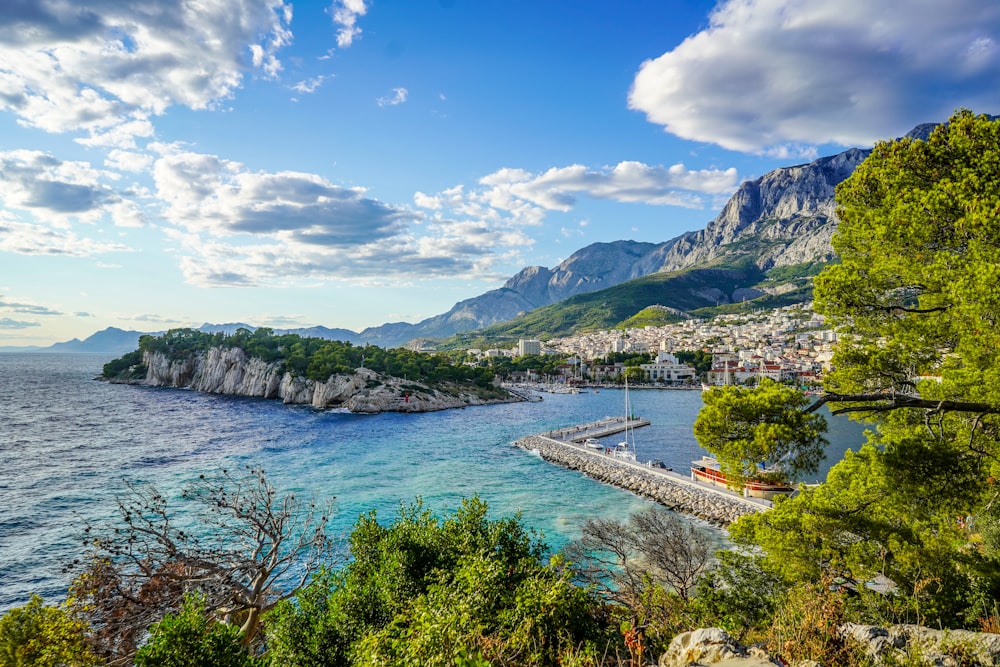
xmin=516 ymin=418 xmax=771 ymax=525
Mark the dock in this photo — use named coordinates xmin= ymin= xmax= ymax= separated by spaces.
xmin=544 ymin=416 xmax=651 ymax=443
xmin=516 ymin=417 xmax=773 ymax=525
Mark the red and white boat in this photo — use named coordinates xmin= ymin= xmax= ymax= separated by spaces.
xmin=690 ymin=455 xmax=795 ymax=500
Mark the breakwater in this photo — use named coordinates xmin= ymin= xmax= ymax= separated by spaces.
xmin=515 ymin=433 xmax=768 ymax=526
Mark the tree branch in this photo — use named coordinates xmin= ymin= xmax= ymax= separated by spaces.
xmin=805 ymin=393 xmax=1000 ymax=416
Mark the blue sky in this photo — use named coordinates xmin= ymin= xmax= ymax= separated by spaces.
xmin=2 ymin=0 xmax=1000 ymax=345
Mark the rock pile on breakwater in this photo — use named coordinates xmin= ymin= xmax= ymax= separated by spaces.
xmin=515 ymin=435 xmax=764 ymax=526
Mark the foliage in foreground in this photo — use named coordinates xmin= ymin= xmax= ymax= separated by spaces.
xmin=265 ymin=497 xmax=604 ymax=667
xmin=0 ymin=595 xmax=100 ymax=667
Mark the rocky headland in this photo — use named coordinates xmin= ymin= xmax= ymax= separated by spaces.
xmin=114 ymin=347 xmax=523 ymax=414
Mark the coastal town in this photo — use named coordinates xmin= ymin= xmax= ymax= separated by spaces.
xmin=465 ymin=302 xmax=834 ymax=388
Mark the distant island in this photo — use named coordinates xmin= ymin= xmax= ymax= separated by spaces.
xmin=101 ymin=327 xmax=522 ymax=414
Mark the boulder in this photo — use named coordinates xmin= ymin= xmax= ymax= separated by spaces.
xmin=660 ymin=628 xmax=752 ymax=666
xmin=839 ymin=623 xmax=1000 ymax=666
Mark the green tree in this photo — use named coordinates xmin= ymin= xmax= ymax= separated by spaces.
xmin=693 ymin=379 xmax=827 ymax=490
xmin=731 ymin=111 xmax=1000 ymax=628
xmin=0 ymin=596 xmax=99 ymax=667
xmin=135 ymin=594 xmax=256 ymax=667
xmin=263 ymin=497 xmax=603 ymax=667
xmin=623 ymin=366 xmax=647 ymax=385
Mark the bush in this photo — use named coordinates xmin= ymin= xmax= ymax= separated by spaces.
xmin=135 ymin=594 xmax=256 ymax=667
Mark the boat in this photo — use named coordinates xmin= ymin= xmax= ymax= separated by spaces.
xmin=612 ymin=377 xmax=637 ymax=462
xmin=583 ymin=438 xmax=603 ymax=450
xmin=690 ymin=455 xmax=795 ymax=500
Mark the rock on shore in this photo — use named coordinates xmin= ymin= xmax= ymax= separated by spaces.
xmin=658 ymin=624 xmax=1000 ymax=666
xmin=133 ymin=348 xmax=522 ymax=414
xmin=515 ymin=435 xmax=764 ymax=526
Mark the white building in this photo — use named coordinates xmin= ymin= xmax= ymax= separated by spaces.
xmin=640 ymin=351 xmax=696 ymax=384
xmin=516 ymin=339 xmax=542 ymax=356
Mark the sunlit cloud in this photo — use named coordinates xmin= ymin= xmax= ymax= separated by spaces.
xmin=329 ymin=0 xmax=369 ymax=48
xmin=0 ymin=0 xmax=294 ymax=144
xmin=150 ymin=148 xmax=537 ymax=287
xmin=629 ymin=0 xmax=1000 ymax=153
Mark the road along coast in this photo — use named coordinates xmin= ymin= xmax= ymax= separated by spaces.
xmin=515 ymin=424 xmax=770 ymax=526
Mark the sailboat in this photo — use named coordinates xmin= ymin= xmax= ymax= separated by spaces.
xmin=611 ymin=376 xmax=637 ymax=462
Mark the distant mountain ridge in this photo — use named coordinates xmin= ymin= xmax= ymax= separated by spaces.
xmin=3 ymin=122 xmax=942 ymax=354
xmin=3 ymin=323 xmax=364 ymax=356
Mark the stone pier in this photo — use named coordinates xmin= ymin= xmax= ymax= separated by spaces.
xmin=514 ymin=434 xmax=769 ymax=526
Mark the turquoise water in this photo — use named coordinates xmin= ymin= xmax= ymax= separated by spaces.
xmin=0 ymin=354 xmax=867 ymax=611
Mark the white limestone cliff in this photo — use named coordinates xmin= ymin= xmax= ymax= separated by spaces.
xmin=139 ymin=349 xmax=519 ymax=414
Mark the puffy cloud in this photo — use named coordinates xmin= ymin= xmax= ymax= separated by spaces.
xmin=153 ymin=150 xmax=416 ymax=244
xmin=493 ymin=161 xmax=738 ymax=211
xmin=0 ymin=149 xmax=146 ymax=230
xmin=151 ymin=149 xmax=533 ymax=286
xmin=629 ymin=0 xmax=1000 ymax=153
xmin=0 ymin=150 xmax=117 ymax=220
xmin=414 ymin=160 xmax=738 ymax=230
xmin=329 ymin=0 xmax=368 ymax=48
xmin=377 ymin=87 xmax=408 ymax=107
xmin=0 ymin=0 xmax=293 ymax=142
xmin=105 ymin=149 xmax=153 ymax=173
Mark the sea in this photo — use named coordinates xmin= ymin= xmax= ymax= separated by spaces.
xmin=0 ymin=353 xmax=867 ymax=612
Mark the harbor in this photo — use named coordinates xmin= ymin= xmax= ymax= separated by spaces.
xmin=515 ymin=416 xmax=773 ymax=526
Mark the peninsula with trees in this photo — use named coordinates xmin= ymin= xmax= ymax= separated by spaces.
xmin=100 ymin=327 xmax=519 ymax=413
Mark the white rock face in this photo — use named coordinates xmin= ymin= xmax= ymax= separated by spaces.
xmin=660 ymin=628 xmax=754 ymax=666
xmin=188 ymin=347 xmax=284 ymax=398
xmin=141 ymin=349 xmax=518 ymax=414
xmin=840 ymin=623 xmax=1000 ymax=666
xmin=278 ymin=373 xmax=314 ymax=404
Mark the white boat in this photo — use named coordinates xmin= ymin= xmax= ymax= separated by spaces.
xmin=583 ymin=438 xmax=602 ymax=450
xmin=612 ymin=377 xmax=637 ymax=462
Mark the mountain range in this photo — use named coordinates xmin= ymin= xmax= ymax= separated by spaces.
xmin=2 ymin=124 xmax=937 ymax=356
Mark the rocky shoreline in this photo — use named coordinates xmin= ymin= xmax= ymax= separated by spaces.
xmin=109 ymin=348 xmax=525 ymax=414
xmin=515 ymin=435 xmax=765 ymax=526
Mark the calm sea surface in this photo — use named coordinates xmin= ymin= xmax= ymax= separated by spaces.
xmin=0 ymin=353 xmax=866 ymax=612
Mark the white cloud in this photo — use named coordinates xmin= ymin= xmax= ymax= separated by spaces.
xmin=0 ymin=0 xmax=293 ymax=141
xmin=105 ymin=150 xmax=153 ymax=173
xmin=475 ymin=161 xmax=738 ymax=212
xmin=292 ymin=75 xmax=331 ymax=94
xmin=150 ymin=149 xmax=536 ymax=287
xmin=329 ymin=0 xmax=369 ymax=48
xmin=377 ymin=87 xmax=409 ymax=107
xmin=0 ymin=150 xmax=121 ymax=223
xmin=0 ymin=218 xmax=132 ymax=256
xmin=629 ymin=0 xmax=1000 ymax=153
